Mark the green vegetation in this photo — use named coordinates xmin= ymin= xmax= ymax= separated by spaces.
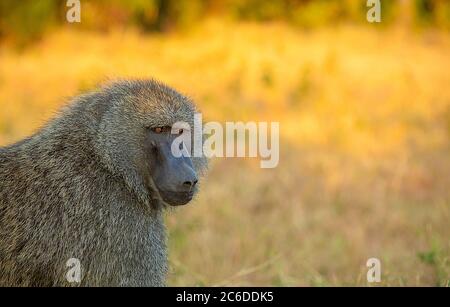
xmin=1 ymin=0 xmax=449 ymax=44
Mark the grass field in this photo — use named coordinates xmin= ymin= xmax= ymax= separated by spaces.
xmin=0 ymin=19 xmax=449 ymax=286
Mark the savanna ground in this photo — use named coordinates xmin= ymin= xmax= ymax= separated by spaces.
xmin=0 ymin=19 xmax=449 ymax=286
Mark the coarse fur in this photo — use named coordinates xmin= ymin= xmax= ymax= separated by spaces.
xmin=0 ymin=79 xmax=207 ymax=286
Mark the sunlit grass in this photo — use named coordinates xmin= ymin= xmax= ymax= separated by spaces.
xmin=0 ymin=19 xmax=449 ymax=286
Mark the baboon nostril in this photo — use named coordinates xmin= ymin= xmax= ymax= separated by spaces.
xmin=183 ymin=181 xmax=193 ymax=188
xmin=183 ymin=179 xmax=198 ymax=189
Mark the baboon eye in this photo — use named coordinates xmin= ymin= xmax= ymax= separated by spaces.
xmin=150 ymin=126 xmax=173 ymax=133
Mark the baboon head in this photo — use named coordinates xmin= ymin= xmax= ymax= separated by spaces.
xmin=95 ymin=80 xmax=207 ymax=209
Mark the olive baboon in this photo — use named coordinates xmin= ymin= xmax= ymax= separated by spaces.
xmin=0 ymin=79 xmax=207 ymax=286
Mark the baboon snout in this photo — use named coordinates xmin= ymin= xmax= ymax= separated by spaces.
xmin=183 ymin=178 xmax=198 ymax=189
xmin=146 ymin=127 xmax=199 ymax=206
xmin=159 ymin=163 xmax=198 ymax=206
xmin=154 ymin=156 xmax=198 ymax=206
xmin=179 ymin=166 xmax=198 ymax=191
xmin=159 ymin=148 xmax=198 ymax=192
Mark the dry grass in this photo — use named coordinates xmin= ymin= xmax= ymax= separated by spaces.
xmin=0 ymin=19 xmax=449 ymax=286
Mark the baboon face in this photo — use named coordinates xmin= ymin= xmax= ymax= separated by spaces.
xmin=144 ymin=125 xmax=198 ymax=206
xmin=96 ymin=80 xmax=207 ymax=209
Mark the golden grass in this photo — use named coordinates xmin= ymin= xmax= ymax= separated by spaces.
xmin=0 ymin=19 xmax=449 ymax=286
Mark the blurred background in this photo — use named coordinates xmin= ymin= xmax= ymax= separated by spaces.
xmin=0 ymin=0 xmax=449 ymax=286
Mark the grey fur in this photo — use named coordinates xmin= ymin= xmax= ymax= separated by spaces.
xmin=0 ymin=79 xmax=207 ymax=286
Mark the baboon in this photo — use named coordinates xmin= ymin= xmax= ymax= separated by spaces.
xmin=0 ymin=79 xmax=207 ymax=286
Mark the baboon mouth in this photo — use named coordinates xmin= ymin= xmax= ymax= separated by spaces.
xmin=159 ymin=190 xmax=194 ymax=206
